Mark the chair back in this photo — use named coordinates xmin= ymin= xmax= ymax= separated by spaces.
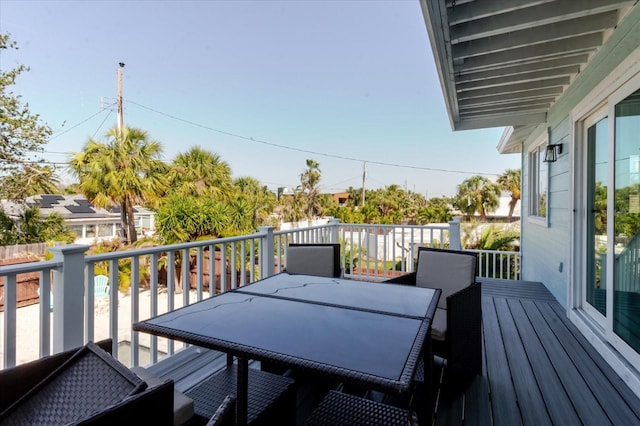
xmin=285 ymin=243 xmax=341 ymax=278
xmin=415 ymin=247 xmax=477 ymax=310
xmin=94 ymin=275 xmax=110 ymax=298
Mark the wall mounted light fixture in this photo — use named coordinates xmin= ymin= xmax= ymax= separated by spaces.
xmin=543 ymin=144 xmax=562 ymax=163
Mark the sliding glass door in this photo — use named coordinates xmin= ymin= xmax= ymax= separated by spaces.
xmin=612 ymin=89 xmax=640 ymax=353
xmin=581 ymin=88 xmax=640 ymax=358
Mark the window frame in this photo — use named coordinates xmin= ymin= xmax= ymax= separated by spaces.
xmin=527 ymin=138 xmax=549 ymax=226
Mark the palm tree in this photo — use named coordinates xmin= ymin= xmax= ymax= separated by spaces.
xmin=454 ymin=175 xmax=501 ymax=220
xmin=497 ymin=169 xmax=521 ymax=218
xmin=170 ymin=146 xmax=233 ymax=199
xmin=234 ymin=176 xmax=276 ymax=229
xmin=300 ymin=159 xmax=322 ymax=223
xmin=69 ymin=126 xmax=169 ymax=244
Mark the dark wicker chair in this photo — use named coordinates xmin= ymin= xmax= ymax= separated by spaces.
xmin=304 ymin=390 xmax=418 ymax=425
xmin=285 ymin=243 xmax=341 ymax=278
xmin=184 ymin=363 xmax=295 ymax=426
xmin=385 ymin=247 xmax=482 ymax=390
xmin=206 ymin=395 xmax=236 ymax=426
xmin=0 ymin=340 xmax=174 ymax=425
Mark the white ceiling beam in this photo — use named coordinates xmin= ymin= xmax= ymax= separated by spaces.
xmin=450 ymin=0 xmax=632 ymax=42
xmin=454 ymin=33 xmax=602 ymax=72
xmin=456 ymin=56 xmax=586 ymax=80
xmin=454 ymin=111 xmax=548 ymax=130
xmin=461 ymin=103 xmax=551 ymax=116
xmin=458 ymin=87 xmax=563 ymax=106
xmin=448 ymin=0 xmax=552 ymax=25
xmin=452 ymin=12 xmax=618 ymax=59
xmin=457 ymin=65 xmax=580 ymax=89
xmin=457 ymin=77 xmax=570 ymax=99
xmin=459 ymin=98 xmax=555 ymax=111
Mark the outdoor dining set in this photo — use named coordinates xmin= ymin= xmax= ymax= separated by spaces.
xmin=0 ymin=244 xmax=482 ymax=425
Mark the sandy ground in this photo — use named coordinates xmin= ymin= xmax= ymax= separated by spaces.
xmin=0 ymin=288 xmax=208 ymax=368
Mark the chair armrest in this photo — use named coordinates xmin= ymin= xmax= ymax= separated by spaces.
xmin=206 ymin=394 xmax=236 ymax=426
xmin=383 ymin=272 xmax=417 ymax=285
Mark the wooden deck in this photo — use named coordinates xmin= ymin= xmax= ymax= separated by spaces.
xmin=147 ymin=278 xmax=640 ymax=425
xmin=433 ymin=278 xmax=640 ymax=425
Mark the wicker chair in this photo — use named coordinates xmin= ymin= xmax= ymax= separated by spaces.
xmin=184 ymin=363 xmax=295 ymax=425
xmin=304 ymin=391 xmax=418 ymax=425
xmin=385 ymin=247 xmax=482 ymax=390
xmin=0 ymin=340 xmax=174 ymax=425
xmin=285 ymin=243 xmax=341 ymax=278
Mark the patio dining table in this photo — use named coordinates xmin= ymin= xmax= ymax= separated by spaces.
xmin=133 ymin=273 xmax=440 ymax=425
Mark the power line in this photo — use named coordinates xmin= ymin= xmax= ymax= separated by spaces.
xmin=125 ymin=99 xmax=501 ymax=177
xmin=47 ymin=103 xmax=117 ymax=142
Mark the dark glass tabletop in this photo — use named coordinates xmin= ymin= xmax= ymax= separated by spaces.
xmin=235 ymin=273 xmax=437 ymax=318
xmin=134 ymin=291 xmax=429 ymax=389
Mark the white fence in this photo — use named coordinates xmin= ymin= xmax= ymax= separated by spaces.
xmin=0 ymin=218 xmax=521 ymax=370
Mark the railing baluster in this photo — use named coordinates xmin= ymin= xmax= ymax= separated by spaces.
xmin=131 ymin=256 xmax=140 ymax=367
xmin=149 ymin=252 xmax=159 ymax=361
xmin=109 ymin=258 xmax=119 ymax=357
xmin=39 ymin=270 xmax=51 ymax=358
xmin=4 ymin=274 xmax=17 ymax=368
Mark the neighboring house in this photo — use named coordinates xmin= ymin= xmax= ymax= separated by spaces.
xmin=421 ymin=1 xmax=640 ymax=396
xmin=1 ymin=195 xmax=156 ymax=244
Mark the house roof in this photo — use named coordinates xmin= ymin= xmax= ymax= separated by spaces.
xmin=421 ymin=0 xmax=635 ymax=151
xmin=1 ymin=194 xmax=116 ymax=220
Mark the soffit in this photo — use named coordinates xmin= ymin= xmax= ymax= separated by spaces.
xmin=422 ymin=0 xmax=635 ymax=151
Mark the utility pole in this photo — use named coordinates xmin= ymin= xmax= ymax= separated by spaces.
xmin=117 ymin=62 xmax=125 ymax=138
xmin=361 ymin=162 xmax=367 ymax=207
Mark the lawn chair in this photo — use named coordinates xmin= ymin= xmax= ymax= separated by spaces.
xmin=285 ymin=243 xmax=341 ymax=278
xmin=94 ymin=275 xmax=110 ymax=298
xmin=385 ymin=247 xmax=482 ymax=390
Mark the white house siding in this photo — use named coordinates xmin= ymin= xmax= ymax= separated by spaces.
xmin=521 ymin=122 xmax=571 ymax=307
xmin=520 ymin=6 xmax=640 ymax=308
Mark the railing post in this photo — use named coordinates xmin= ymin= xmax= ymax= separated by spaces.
xmin=49 ymin=244 xmax=90 ymax=353
xmin=259 ymin=226 xmax=275 ymax=278
xmin=329 ymin=218 xmax=340 ymax=244
xmin=449 ymin=217 xmax=462 ymax=250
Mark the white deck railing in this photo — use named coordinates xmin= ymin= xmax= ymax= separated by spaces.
xmin=0 ymin=218 xmax=520 ymax=369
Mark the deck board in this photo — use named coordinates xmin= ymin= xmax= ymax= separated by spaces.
xmin=434 ymin=278 xmax=640 ymax=425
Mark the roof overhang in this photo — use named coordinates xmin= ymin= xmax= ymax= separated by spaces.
xmin=421 ymin=0 xmax=635 ymax=152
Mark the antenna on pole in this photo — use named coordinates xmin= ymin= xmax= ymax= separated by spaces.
xmin=361 ymin=162 xmax=367 ymax=207
xmin=117 ymin=62 xmax=125 ymax=138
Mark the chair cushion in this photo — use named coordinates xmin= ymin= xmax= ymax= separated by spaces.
xmin=415 ymin=249 xmax=476 ymax=310
xmin=431 ymin=307 xmax=447 ymax=342
xmin=131 ymin=366 xmax=194 ymax=425
xmin=286 ymin=246 xmax=336 ymax=277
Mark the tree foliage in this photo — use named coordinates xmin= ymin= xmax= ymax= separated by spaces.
xmin=454 ymin=175 xmax=501 ymax=219
xmin=169 ymin=146 xmax=233 ymax=199
xmin=0 ymin=207 xmax=74 ymax=245
xmin=69 ymin=126 xmax=169 ymax=244
xmin=497 ymin=169 xmax=521 ymax=218
xmin=300 ymin=159 xmax=323 ymax=222
xmin=0 ymin=33 xmax=56 ymax=200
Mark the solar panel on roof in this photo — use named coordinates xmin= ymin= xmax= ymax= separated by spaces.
xmin=39 ymin=195 xmax=65 ymax=208
xmin=65 ymin=199 xmax=95 ymax=214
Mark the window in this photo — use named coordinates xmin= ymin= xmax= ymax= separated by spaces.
xmin=529 ymin=143 xmax=548 ymax=218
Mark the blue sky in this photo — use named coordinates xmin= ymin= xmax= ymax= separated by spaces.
xmin=0 ymin=0 xmax=519 ymax=198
